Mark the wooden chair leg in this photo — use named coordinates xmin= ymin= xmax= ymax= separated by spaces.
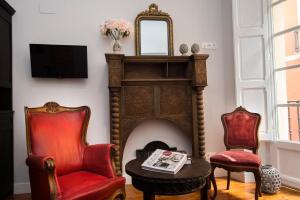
xmin=111 ymin=188 xmax=126 ymax=200
xmin=206 ymin=176 xmax=211 ymax=189
xmin=254 ymin=169 xmax=262 ymax=200
xmin=210 ymin=166 xmax=217 ymax=199
xmin=226 ymin=171 xmax=231 ymax=190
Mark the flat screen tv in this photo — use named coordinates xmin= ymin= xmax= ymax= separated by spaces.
xmin=30 ymin=44 xmax=88 ymax=78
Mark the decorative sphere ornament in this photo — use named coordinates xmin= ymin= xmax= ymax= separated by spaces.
xmin=260 ymin=165 xmax=281 ymax=194
xmin=179 ymin=43 xmax=189 ymax=55
xmin=191 ymin=43 xmax=200 ymax=54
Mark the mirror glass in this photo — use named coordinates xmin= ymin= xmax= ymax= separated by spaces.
xmin=135 ymin=4 xmax=173 ymax=56
xmin=140 ymin=20 xmax=168 ymax=55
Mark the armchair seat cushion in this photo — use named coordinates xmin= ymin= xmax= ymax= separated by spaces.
xmin=210 ymin=150 xmax=261 ymax=167
xmin=58 ymin=171 xmax=125 ymax=200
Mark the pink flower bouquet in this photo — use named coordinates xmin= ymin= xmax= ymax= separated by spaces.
xmin=101 ymin=19 xmax=133 ymax=40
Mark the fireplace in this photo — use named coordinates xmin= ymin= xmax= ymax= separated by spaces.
xmin=106 ymin=54 xmax=209 ymax=175
xmin=122 ymin=120 xmax=192 ymax=182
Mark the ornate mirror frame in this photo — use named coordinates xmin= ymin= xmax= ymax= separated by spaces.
xmin=135 ymin=3 xmax=174 ymax=56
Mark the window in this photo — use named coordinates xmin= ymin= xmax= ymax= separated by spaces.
xmin=272 ymin=0 xmax=300 ymax=141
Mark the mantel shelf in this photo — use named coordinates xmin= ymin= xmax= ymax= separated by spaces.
xmin=124 ymin=54 xmax=209 ymax=63
xmin=122 ymin=78 xmax=192 ymax=82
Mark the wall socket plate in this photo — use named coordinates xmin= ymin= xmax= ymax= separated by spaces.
xmin=201 ymin=42 xmax=217 ymax=50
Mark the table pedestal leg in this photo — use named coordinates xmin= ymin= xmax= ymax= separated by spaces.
xmin=200 ymin=179 xmax=209 ymax=200
xmin=143 ymin=192 xmax=155 ymax=200
xmin=200 ymin=188 xmax=208 ymax=200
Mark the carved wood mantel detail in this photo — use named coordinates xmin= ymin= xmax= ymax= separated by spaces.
xmin=106 ymin=54 xmax=209 ymax=174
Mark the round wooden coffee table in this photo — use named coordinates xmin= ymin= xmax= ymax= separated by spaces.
xmin=125 ymin=158 xmax=211 ymax=200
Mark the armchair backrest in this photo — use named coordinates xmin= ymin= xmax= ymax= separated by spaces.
xmin=221 ymin=106 xmax=261 ymax=154
xmin=25 ymin=102 xmax=90 ymax=176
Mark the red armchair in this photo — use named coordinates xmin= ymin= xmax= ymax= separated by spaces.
xmin=210 ymin=106 xmax=262 ymax=200
xmin=24 ymin=102 xmax=125 ymax=200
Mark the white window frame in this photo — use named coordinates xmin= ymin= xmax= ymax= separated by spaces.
xmin=232 ymin=0 xmax=300 ymax=187
xmin=271 ymin=0 xmax=300 ymax=143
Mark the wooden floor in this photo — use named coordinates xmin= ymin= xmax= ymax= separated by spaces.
xmin=7 ymin=178 xmax=300 ymax=200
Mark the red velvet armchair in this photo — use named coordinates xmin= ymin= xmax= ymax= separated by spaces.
xmin=24 ymin=102 xmax=125 ymax=200
xmin=210 ymin=106 xmax=262 ymax=200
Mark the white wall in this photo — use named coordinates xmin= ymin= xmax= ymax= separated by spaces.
xmin=8 ymin=0 xmax=235 ymax=193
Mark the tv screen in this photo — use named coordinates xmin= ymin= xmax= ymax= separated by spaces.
xmin=30 ymin=44 xmax=88 ymax=78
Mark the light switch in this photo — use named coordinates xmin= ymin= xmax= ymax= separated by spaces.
xmin=201 ymin=42 xmax=217 ymax=50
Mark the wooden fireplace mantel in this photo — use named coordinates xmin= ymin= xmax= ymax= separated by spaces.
xmin=106 ymin=54 xmax=209 ymax=175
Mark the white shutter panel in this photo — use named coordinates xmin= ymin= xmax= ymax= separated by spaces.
xmin=232 ymin=0 xmax=273 ymax=140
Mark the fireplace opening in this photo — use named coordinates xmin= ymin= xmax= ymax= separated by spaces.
xmin=122 ymin=120 xmax=192 ymax=183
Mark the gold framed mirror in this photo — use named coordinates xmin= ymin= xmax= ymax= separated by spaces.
xmin=135 ymin=4 xmax=174 ymax=56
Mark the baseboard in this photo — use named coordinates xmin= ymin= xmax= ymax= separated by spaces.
xmin=231 ymin=172 xmax=245 ymax=182
xmin=14 ymin=182 xmax=31 ymax=194
xmin=281 ymin=174 xmax=300 ymax=190
xmin=231 ymin=172 xmax=255 ymax=183
xmin=214 ymin=168 xmax=226 ymax=177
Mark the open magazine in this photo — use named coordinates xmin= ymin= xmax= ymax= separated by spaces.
xmin=141 ymin=149 xmax=187 ymax=174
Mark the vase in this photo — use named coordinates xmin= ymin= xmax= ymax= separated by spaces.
xmin=113 ymin=39 xmax=122 ymax=53
xmin=179 ymin=43 xmax=188 ymax=56
xmin=260 ymin=165 xmax=281 ymax=194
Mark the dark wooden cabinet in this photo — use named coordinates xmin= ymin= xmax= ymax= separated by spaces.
xmin=0 ymin=111 xmax=13 ymax=197
xmin=0 ymin=0 xmax=15 ymax=198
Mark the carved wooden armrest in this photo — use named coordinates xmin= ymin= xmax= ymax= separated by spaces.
xmin=26 ymin=155 xmax=60 ymax=200
xmin=26 ymin=155 xmax=54 ymax=171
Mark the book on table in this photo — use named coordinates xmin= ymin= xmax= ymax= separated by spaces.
xmin=141 ymin=149 xmax=187 ymax=174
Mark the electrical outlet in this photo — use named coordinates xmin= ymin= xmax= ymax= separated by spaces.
xmin=201 ymin=42 xmax=217 ymax=50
